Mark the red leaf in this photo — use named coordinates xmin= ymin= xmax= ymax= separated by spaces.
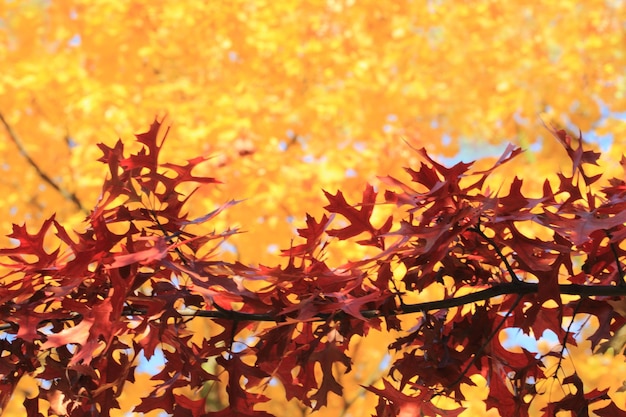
xmin=282 ymin=213 xmax=334 ymax=257
xmin=15 ymin=311 xmax=43 ymax=342
xmin=546 ymin=126 xmax=601 ymax=185
xmin=173 ymin=394 xmax=207 ymax=417
xmin=538 ymin=208 xmax=626 ymax=246
xmin=595 ymin=401 xmax=626 ymax=417
xmin=106 ymin=236 xmax=169 ymax=269
xmin=324 ymin=184 xmax=389 ymax=248
xmin=485 ymin=374 xmax=530 ymax=417
xmin=41 ymin=298 xmax=118 ymax=366
xmin=327 ymin=290 xmax=383 ymax=321
xmin=0 ymin=216 xmax=60 ymax=267
xmin=541 ymin=374 xmax=609 ymax=416
xmin=309 ymin=345 xmax=352 ymax=409
xmin=366 ymin=379 xmax=463 ymax=417
xmin=215 ymin=353 xmax=271 ymax=415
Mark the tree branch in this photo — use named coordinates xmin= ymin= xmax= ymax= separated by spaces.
xmin=470 ymin=225 xmax=522 ymax=284
xmin=136 ymin=282 xmax=626 ymax=322
xmin=0 ymin=112 xmax=88 ymax=214
xmin=2 ymin=281 xmax=625 ymax=334
xmin=444 ymin=293 xmax=524 ymax=391
xmin=2 ymin=282 xmax=624 ymax=334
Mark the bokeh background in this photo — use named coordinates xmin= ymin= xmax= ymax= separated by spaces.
xmin=1 ymin=1 xmax=626 ymax=416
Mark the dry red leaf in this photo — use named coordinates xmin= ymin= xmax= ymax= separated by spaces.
xmin=1 ymin=121 xmax=626 ymax=416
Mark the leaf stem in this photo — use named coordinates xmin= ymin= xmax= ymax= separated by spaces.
xmin=553 ymin=298 xmax=582 ymax=376
xmin=605 ymin=231 xmax=625 ymax=287
xmin=445 ymin=294 xmax=524 ymax=391
xmin=470 ymin=225 xmax=522 ymax=284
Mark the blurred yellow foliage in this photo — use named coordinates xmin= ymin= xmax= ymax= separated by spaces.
xmin=1 ymin=1 xmax=626 ymax=416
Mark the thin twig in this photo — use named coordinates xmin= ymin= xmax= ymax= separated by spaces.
xmin=444 ymin=294 xmax=524 ymax=391
xmin=553 ymin=298 xmax=583 ymax=377
xmin=0 ymin=112 xmax=88 ymax=214
xmin=148 ymin=207 xmax=191 ymax=266
xmin=605 ymin=231 xmax=625 ymax=287
xmin=470 ymin=225 xmax=522 ymax=284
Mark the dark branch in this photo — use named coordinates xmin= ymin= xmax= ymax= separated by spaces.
xmin=2 ymin=282 xmax=625 ymax=334
xmin=0 ymin=112 xmax=88 ymax=214
xmin=139 ymin=282 xmax=626 ymax=322
xmin=470 ymin=225 xmax=522 ymax=284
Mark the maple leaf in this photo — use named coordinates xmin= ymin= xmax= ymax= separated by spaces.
xmin=5 ymin=115 xmax=626 ymax=417
xmin=541 ymin=374 xmax=609 ymax=417
xmin=215 ymin=353 xmax=272 ymax=415
xmin=485 ymin=374 xmax=531 ymax=417
xmin=324 ymin=184 xmax=391 ymax=248
xmin=106 ymin=235 xmax=169 ymax=269
xmin=495 ymin=176 xmax=554 ymax=221
xmin=0 ymin=216 xmax=60 ymax=268
xmin=366 ymin=379 xmax=463 ymax=417
xmin=572 ymin=298 xmax=616 ymax=349
xmin=546 ymin=126 xmax=602 ymax=186
xmin=325 ymin=290 xmax=384 ymax=321
xmin=308 ymin=344 xmax=352 ymax=409
xmin=282 ymin=213 xmax=333 ymax=257
xmin=14 ymin=310 xmax=45 ymax=342
xmin=595 ymin=401 xmax=626 ymax=417
xmin=40 ymin=298 xmax=120 ymax=366
xmin=537 ymin=208 xmax=626 ymax=246
xmin=172 ymin=394 xmax=208 ymax=417
xmin=408 ymin=145 xmax=475 ymax=188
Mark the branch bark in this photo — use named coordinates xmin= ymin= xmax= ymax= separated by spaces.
xmin=0 ymin=112 xmax=88 ymax=214
xmin=180 ymin=281 xmax=623 ymax=321
xmin=1 ymin=281 xmax=623 ymax=334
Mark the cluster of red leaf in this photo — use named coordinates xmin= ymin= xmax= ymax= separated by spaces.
xmin=1 ymin=120 xmax=626 ymax=416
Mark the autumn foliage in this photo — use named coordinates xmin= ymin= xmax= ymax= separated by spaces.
xmin=2 ymin=0 xmax=626 ymax=272
xmin=0 ymin=120 xmax=625 ymax=416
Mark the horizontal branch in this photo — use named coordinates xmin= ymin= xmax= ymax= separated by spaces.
xmin=181 ymin=281 xmax=623 ymax=322
xmin=1 ymin=282 xmax=624 ymax=333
